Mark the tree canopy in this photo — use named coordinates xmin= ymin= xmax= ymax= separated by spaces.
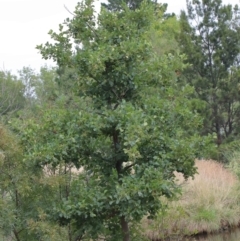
xmin=101 ymin=0 xmax=159 ymax=11
xmin=34 ymin=1 xmax=203 ymax=240
xmin=178 ymin=0 xmax=240 ymax=147
xmin=0 ymin=71 xmax=25 ymax=119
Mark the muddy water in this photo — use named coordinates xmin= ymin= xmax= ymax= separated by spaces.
xmin=193 ymin=229 xmax=240 ymax=241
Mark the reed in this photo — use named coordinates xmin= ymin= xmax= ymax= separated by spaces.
xmin=143 ymin=160 xmax=240 ymax=240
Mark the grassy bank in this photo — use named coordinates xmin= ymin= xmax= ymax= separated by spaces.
xmin=143 ymin=160 xmax=240 ymax=240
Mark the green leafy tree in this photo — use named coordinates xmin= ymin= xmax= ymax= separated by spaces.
xmin=0 ymin=122 xmax=71 ymax=241
xmin=18 ymin=67 xmax=39 ymax=101
xmin=0 ymin=71 xmax=25 ymax=120
xmin=0 ymin=66 xmax=77 ymax=240
xmin=178 ymin=0 xmax=240 ymax=146
xmin=149 ymin=14 xmax=181 ymax=56
xmin=0 ymin=124 xmax=22 ymax=240
xmin=34 ymin=65 xmax=59 ymax=103
xmin=34 ymin=1 xmax=203 ymax=240
xmin=14 ymin=66 xmax=56 ymax=121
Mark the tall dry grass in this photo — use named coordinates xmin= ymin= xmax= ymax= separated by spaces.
xmin=144 ymin=160 xmax=240 ymax=240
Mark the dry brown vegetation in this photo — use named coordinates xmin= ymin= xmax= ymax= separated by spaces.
xmin=143 ymin=160 xmax=240 ymax=240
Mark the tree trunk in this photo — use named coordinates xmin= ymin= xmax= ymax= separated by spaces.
xmin=113 ymin=127 xmax=130 ymax=241
xmin=213 ymin=102 xmax=222 ymax=146
xmin=215 ymin=119 xmax=222 ymax=146
xmin=121 ymin=216 xmax=130 ymax=241
xmin=13 ymin=229 xmax=21 ymax=241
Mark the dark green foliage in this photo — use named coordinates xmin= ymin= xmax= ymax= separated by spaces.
xmin=35 ymin=1 xmax=203 ymax=240
xmin=0 ymin=66 xmax=81 ymax=240
xmin=102 ymin=0 xmax=158 ymax=11
xmin=0 ymin=121 xmax=72 ymax=241
xmin=179 ymin=0 xmax=240 ymax=147
xmin=101 ymin=0 xmax=173 ymax=20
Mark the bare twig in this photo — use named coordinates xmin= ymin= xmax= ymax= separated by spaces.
xmin=64 ymin=4 xmax=76 ymax=16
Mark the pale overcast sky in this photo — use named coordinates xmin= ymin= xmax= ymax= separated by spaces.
xmin=0 ymin=0 xmax=239 ymax=74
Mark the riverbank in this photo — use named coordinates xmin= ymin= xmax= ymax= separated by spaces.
xmin=142 ymin=160 xmax=240 ymax=240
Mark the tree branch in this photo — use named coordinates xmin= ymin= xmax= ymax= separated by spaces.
xmin=123 ymin=162 xmax=137 ymax=172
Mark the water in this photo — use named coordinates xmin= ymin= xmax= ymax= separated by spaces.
xmin=193 ymin=229 xmax=240 ymax=241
